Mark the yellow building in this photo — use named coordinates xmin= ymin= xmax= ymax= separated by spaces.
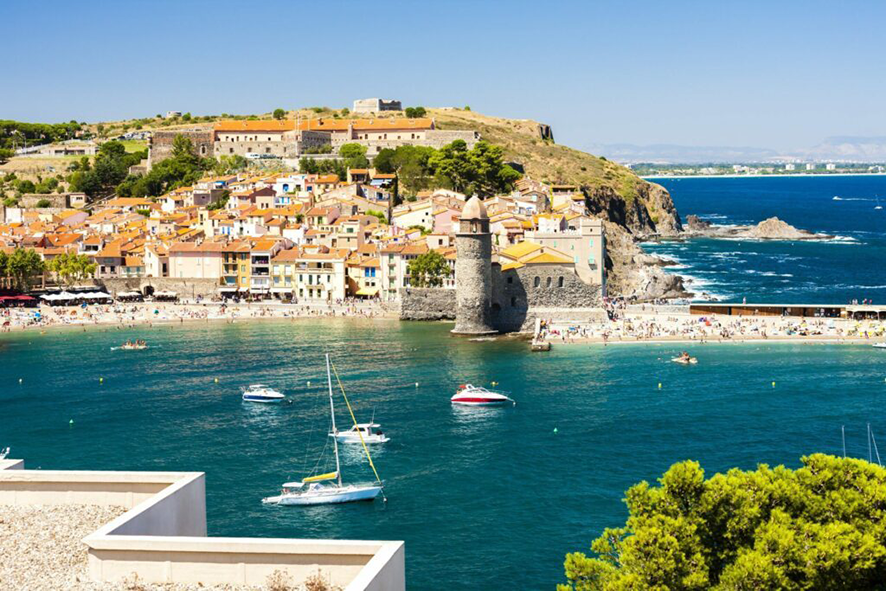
xmin=220 ymin=241 xmax=251 ymax=295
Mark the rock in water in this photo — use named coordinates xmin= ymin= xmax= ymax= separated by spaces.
xmin=749 ymin=217 xmax=819 ymax=239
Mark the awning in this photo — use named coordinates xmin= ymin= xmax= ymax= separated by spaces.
xmin=154 ymin=291 xmax=178 ymax=298
xmin=218 ymin=287 xmax=239 ymax=292
xmin=355 ymin=287 xmax=379 ymax=296
xmin=271 ymin=287 xmax=293 ymax=293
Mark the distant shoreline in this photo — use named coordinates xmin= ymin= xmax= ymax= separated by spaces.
xmin=642 ymin=172 xmax=886 ymax=180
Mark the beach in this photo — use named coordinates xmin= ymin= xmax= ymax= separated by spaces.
xmin=0 ymin=300 xmax=395 ymax=334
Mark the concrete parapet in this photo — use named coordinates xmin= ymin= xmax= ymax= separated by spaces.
xmin=0 ymin=461 xmax=405 ymax=590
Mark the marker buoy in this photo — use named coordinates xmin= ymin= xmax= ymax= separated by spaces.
xmin=214 ymin=378 xmax=218 ymax=383
xmin=553 ymin=427 xmax=558 ymax=434
xmin=100 ymin=377 xmax=104 ymax=383
xmin=658 ymin=382 xmax=662 ymax=389
xmin=69 ymin=419 xmax=74 ymax=425
xmin=415 ymin=382 xmax=419 ymax=387
xmin=772 ymin=381 xmax=776 ymax=388
xmin=307 ymin=381 xmax=311 ymax=386
xmin=18 ymin=378 xmax=23 ymax=384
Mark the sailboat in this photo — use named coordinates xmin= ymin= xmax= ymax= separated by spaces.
xmin=262 ymin=354 xmax=385 ymax=506
xmin=875 ymin=196 xmax=883 ymax=210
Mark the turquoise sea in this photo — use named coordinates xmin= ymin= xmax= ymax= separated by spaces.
xmin=643 ymin=175 xmax=886 ymax=303
xmin=2 ymin=319 xmax=886 ymax=590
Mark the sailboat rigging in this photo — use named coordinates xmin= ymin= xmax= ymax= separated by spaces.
xmin=263 ymin=354 xmax=385 ymax=506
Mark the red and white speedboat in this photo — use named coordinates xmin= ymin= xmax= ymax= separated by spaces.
xmin=451 ymin=384 xmax=514 ymax=406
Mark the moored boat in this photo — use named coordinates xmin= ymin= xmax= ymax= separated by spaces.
xmin=451 ymin=384 xmax=515 ymax=406
xmin=242 ymin=384 xmax=286 ymax=403
xmin=331 ymin=423 xmax=389 ymax=444
xmin=262 ymin=354 xmax=385 ymax=507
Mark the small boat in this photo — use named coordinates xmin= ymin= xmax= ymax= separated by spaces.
xmin=116 ymin=340 xmax=148 ymax=351
xmin=873 ymin=343 xmax=886 ymax=349
xmin=672 ymin=356 xmax=698 ymax=365
xmin=242 ymin=384 xmax=286 ymax=403
xmin=451 ymin=384 xmax=515 ymax=406
xmin=0 ymin=447 xmax=9 ymax=460
xmin=331 ymin=423 xmax=389 ymax=444
xmin=263 ymin=354 xmax=385 ymax=507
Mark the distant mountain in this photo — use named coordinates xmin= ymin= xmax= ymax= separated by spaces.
xmin=587 ymin=143 xmax=779 ymax=164
xmin=797 ymin=136 xmax=886 ymax=162
xmin=588 ymin=137 xmax=886 ymax=164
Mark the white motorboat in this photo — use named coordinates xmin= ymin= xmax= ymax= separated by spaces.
xmin=263 ymin=354 xmax=385 ymax=507
xmin=873 ymin=342 xmax=886 ymax=349
xmin=331 ymin=422 xmax=389 ymax=444
xmin=451 ymin=384 xmax=514 ymax=406
xmin=0 ymin=447 xmax=9 ymax=460
xmin=242 ymin=384 xmax=286 ymax=404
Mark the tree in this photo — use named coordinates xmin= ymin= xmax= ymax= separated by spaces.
xmin=404 ymin=106 xmax=427 ymax=118
xmin=5 ymin=248 xmax=44 ymax=290
xmin=35 ymin=198 xmax=51 ymax=208
xmin=0 ymin=148 xmax=13 ymax=164
xmin=273 ymin=108 xmax=286 ymax=120
xmin=559 ymin=454 xmax=886 ymax=591
xmin=407 ymin=251 xmax=450 ymax=287
xmin=47 ymin=252 xmax=96 ymax=285
xmin=182 ymin=112 xmax=192 ymax=121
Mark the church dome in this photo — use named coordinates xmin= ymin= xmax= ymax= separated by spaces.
xmin=461 ymin=196 xmax=488 ymax=220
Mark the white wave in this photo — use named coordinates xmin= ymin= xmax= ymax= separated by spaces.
xmin=829 ymin=235 xmax=860 ymax=243
xmin=832 ymin=197 xmax=874 ymax=202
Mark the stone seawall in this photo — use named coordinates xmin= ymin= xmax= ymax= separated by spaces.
xmin=97 ymin=277 xmax=221 ymax=299
xmin=399 ymin=288 xmax=455 ymax=321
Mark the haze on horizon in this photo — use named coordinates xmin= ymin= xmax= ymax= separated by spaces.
xmin=3 ymin=0 xmax=884 ymax=155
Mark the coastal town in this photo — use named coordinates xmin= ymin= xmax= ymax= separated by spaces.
xmin=1 ymin=100 xmax=614 ymax=336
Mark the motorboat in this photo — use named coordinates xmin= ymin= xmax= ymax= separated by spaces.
xmin=451 ymin=384 xmax=515 ymax=406
xmin=0 ymin=447 xmax=9 ymax=460
xmin=263 ymin=354 xmax=385 ymax=507
xmin=242 ymin=384 xmax=286 ymax=404
xmin=873 ymin=342 xmax=886 ymax=349
xmin=331 ymin=423 xmax=389 ymax=444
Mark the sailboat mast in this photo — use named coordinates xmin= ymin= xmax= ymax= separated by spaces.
xmin=326 ymin=353 xmax=343 ymax=487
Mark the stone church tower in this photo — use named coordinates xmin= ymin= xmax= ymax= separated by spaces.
xmin=453 ymin=196 xmax=497 ymax=335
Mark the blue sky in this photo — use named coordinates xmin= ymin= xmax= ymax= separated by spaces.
xmin=3 ymin=0 xmax=885 ymax=152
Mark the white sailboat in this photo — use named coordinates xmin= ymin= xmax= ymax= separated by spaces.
xmin=263 ymin=354 xmax=385 ymax=506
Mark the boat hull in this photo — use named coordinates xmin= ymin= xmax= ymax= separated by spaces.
xmin=242 ymin=395 xmax=285 ymax=403
xmin=332 ymin=434 xmax=390 ymax=444
xmin=267 ymin=485 xmax=382 ymax=506
xmin=451 ymin=397 xmax=513 ymax=406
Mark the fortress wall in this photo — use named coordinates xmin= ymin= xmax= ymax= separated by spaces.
xmin=398 ymin=288 xmax=455 ymax=321
xmin=149 ymin=129 xmax=214 ymax=168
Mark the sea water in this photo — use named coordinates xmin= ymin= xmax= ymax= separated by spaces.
xmin=2 ymin=319 xmax=885 ymax=589
xmin=643 ymin=176 xmax=886 ymax=303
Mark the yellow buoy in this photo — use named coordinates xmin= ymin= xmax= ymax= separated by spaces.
xmin=772 ymin=381 xmax=776 ymax=387
xmin=658 ymin=382 xmax=662 ymax=389
xmin=100 ymin=377 xmax=104 ymax=383
xmin=214 ymin=378 xmax=219 ymax=383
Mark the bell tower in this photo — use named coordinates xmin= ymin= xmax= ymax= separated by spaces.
xmin=453 ymin=196 xmax=496 ymax=335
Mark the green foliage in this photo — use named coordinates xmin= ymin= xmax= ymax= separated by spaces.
xmin=3 ymin=248 xmax=44 ymax=290
xmin=3 ymin=197 xmax=18 ymax=207
xmin=135 ymin=208 xmax=151 ymax=217
xmin=407 ymin=251 xmax=450 ymax=287
xmin=340 ymin=108 xmax=350 ymax=116
xmin=559 ymin=454 xmax=886 ymax=591
xmin=15 ymin=179 xmax=36 ymax=193
xmin=273 ymin=108 xmax=286 ymax=120
xmin=302 ymin=144 xmax=333 ymax=155
xmin=372 ymin=140 xmax=520 ymax=197
xmin=366 ymin=209 xmax=388 ymax=224
xmin=404 ymin=106 xmax=427 ymax=118
xmin=214 ymin=154 xmax=249 ymax=175
xmin=408 ymin=224 xmax=430 ymax=236
xmin=115 ymin=135 xmax=212 ymax=198
xmin=0 ymin=148 xmax=13 ymax=164
xmin=206 ymin=189 xmax=230 ymax=210
xmin=69 ymin=140 xmax=147 ymax=198
xmin=46 ymin=252 xmax=96 ymax=285
xmin=182 ymin=112 xmax=192 ymax=121
xmin=0 ymin=120 xmax=81 ymax=150
xmin=339 ymin=143 xmax=369 ymax=170
xmin=463 ymin=105 xmax=471 ymax=111
xmin=35 ymin=199 xmax=51 ymax=208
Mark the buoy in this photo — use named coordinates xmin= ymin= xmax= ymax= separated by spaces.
xmin=307 ymin=381 xmax=311 ymax=386
xmin=415 ymin=382 xmax=419 ymax=387
xmin=492 ymin=381 xmax=498 ymax=386
xmin=69 ymin=419 xmax=74 ymax=425
xmin=214 ymin=378 xmax=219 ymax=383
xmin=772 ymin=381 xmax=776 ymax=388
xmin=18 ymin=378 xmax=23 ymax=384
xmin=553 ymin=427 xmax=558 ymax=434
xmin=658 ymin=382 xmax=662 ymax=389
xmin=99 ymin=377 xmax=104 ymax=383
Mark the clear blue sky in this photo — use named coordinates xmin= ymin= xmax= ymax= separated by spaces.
xmin=3 ymin=0 xmax=884 ymax=152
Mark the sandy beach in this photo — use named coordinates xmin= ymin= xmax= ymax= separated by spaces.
xmin=537 ymin=306 xmax=886 ymax=347
xmin=0 ymin=300 xmax=395 ymax=334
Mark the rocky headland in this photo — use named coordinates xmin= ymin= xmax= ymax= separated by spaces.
xmin=683 ymin=215 xmax=834 ymax=240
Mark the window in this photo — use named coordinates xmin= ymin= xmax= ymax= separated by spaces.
xmin=229 ymin=148 xmax=234 ymax=154
xmin=533 ymin=276 xmax=540 ymax=288
xmin=558 ymin=276 xmax=564 ymax=287
xmin=265 ymin=147 xmax=271 ymax=154
xmin=507 ymin=276 xmax=513 ymax=284
xmin=546 ymin=277 xmax=552 ymax=287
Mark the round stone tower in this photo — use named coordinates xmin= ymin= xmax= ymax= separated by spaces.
xmin=453 ymin=196 xmax=497 ymax=335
